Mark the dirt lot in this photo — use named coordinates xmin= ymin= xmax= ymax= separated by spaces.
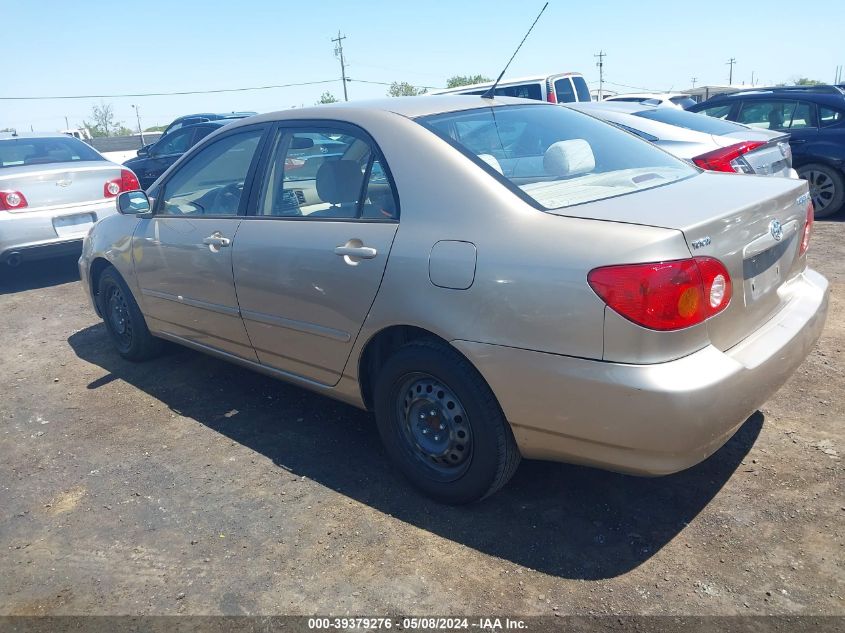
xmin=1 ymin=220 xmax=843 ymax=618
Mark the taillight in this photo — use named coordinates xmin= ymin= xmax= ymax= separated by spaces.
xmin=121 ymin=169 xmax=141 ymax=192
xmin=104 ymin=169 xmax=141 ymax=198
xmin=692 ymin=141 xmax=766 ymax=174
xmin=546 ymin=81 xmax=557 ymax=103
xmin=799 ymin=200 xmax=814 ymax=256
xmin=0 ymin=190 xmax=28 ymax=210
xmin=588 ymin=257 xmax=732 ymax=331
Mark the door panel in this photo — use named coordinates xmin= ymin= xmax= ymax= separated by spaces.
xmin=132 ymin=126 xmax=266 ymax=359
xmin=134 ymin=217 xmax=255 ymax=359
xmin=232 ymin=220 xmax=398 ymax=384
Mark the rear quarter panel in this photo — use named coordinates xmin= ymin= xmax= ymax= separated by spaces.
xmin=335 ymin=111 xmax=693 ymax=382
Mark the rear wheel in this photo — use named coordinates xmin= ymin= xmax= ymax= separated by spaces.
xmin=98 ymin=266 xmax=162 ymax=361
xmin=373 ymin=339 xmax=520 ymax=504
xmin=799 ymin=163 xmax=844 ymax=218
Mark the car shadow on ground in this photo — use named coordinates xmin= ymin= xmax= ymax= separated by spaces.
xmin=68 ymin=324 xmax=761 ymax=580
xmin=0 ymin=254 xmax=81 ymax=295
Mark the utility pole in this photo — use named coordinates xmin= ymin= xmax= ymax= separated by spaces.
xmin=131 ymin=105 xmax=145 ymax=145
xmin=594 ymin=50 xmax=606 ymax=100
xmin=691 ymin=77 xmax=697 ymax=89
xmin=64 ymin=116 xmax=69 ymax=130
xmin=332 ymin=31 xmax=349 ymax=101
xmin=727 ymin=57 xmax=736 ymax=84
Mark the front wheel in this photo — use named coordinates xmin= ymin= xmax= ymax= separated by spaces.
xmin=98 ymin=266 xmax=162 ymax=361
xmin=799 ymin=163 xmax=844 ymax=218
xmin=373 ymin=340 xmax=520 ymax=504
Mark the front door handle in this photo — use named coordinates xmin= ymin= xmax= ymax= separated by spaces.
xmin=203 ymin=232 xmax=231 ymax=251
xmin=334 ymin=245 xmax=377 ymax=259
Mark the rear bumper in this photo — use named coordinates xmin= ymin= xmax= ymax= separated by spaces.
xmin=0 ymin=200 xmax=116 ymax=264
xmin=453 ymin=268 xmax=829 ymax=475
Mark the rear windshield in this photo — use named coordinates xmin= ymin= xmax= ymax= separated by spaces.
xmin=419 ymin=104 xmax=695 ymax=210
xmin=571 ymin=76 xmax=591 ymax=102
xmin=633 ymin=108 xmax=749 ymax=135
xmin=0 ymin=137 xmax=104 ymax=168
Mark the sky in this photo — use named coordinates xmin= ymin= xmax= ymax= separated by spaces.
xmin=2 ymin=0 xmax=843 ymax=133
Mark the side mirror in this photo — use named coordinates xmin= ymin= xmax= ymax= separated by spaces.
xmin=117 ymin=190 xmax=152 ymax=216
xmin=137 ymin=144 xmax=150 ymax=157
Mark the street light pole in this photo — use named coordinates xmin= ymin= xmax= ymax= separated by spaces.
xmin=132 ymin=105 xmax=145 ymax=145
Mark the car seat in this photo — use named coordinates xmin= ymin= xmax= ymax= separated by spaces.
xmin=310 ymin=160 xmax=365 ymax=218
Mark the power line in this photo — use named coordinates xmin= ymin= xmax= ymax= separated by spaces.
xmin=0 ymin=79 xmax=340 ymax=101
xmin=347 ymin=78 xmax=439 ymax=90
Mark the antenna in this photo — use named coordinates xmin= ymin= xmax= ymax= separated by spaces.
xmin=482 ymin=3 xmax=549 ymax=99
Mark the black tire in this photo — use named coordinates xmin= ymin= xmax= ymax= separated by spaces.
xmin=97 ymin=266 xmax=162 ymax=361
xmin=373 ymin=339 xmax=520 ymax=504
xmin=798 ymin=163 xmax=845 ymax=218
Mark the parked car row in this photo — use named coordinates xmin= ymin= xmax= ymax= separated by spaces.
xmin=78 ymin=94 xmax=828 ymax=503
xmin=689 ymin=89 xmax=845 ymax=217
xmin=440 ymin=75 xmax=845 ymax=216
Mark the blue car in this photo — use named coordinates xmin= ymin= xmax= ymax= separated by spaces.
xmin=689 ymin=87 xmax=845 ymax=217
xmin=124 ymin=121 xmax=228 ymax=190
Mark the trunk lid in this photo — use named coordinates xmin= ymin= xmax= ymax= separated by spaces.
xmin=547 ymin=171 xmax=811 ymax=351
xmin=0 ymin=162 xmax=122 ymax=212
xmin=712 ymin=129 xmax=793 ymax=177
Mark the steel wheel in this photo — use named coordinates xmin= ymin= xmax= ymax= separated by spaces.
xmin=395 ymin=372 xmax=473 ymax=481
xmin=105 ymin=285 xmax=133 ymax=352
xmin=805 ymin=168 xmax=837 ymax=214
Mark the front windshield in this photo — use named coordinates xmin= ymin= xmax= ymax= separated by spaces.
xmin=419 ymin=104 xmax=695 ymax=210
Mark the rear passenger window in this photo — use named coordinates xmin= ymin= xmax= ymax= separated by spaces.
xmin=256 ymin=127 xmax=398 ymax=220
xmin=819 ymin=106 xmax=844 ymax=127
xmin=737 ymin=101 xmax=812 ymax=130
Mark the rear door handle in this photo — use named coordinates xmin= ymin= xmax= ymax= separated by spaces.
xmin=790 ymin=139 xmax=806 ymax=145
xmin=334 ymin=245 xmax=377 ymax=259
xmin=203 ymin=232 xmax=231 ymax=249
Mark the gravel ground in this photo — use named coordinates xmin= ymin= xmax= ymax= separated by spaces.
xmin=0 ymin=220 xmax=843 ymax=617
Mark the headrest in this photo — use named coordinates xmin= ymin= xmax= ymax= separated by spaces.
xmin=478 ymin=153 xmax=503 ymax=174
xmin=316 ymin=160 xmax=364 ymax=204
xmin=543 ymin=139 xmax=595 ymax=177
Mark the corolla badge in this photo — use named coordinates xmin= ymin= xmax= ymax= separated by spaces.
xmin=55 ymin=178 xmax=72 ymax=187
xmin=690 ymin=236 xmax=711 ymax=250
xmin=769 ymin=219 xmax=783 ymax=241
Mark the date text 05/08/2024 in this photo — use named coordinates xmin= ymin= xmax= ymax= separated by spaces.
xmin=307 ymin=617 xmax=527 ymax=630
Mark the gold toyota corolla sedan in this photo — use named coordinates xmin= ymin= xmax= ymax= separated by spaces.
xmin=79 ymin=96 xmax=829 ymax=503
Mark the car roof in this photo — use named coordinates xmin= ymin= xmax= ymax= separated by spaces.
xmin=232 ymin=95 xmax=548 ymax=126
xmin=605 ymin=93 xmax=687 ymax=100
xmin=0 ymin=131 xmax=84 ymax=141
xmin=169 ymin=112 xmax=257 ymax=124
xmin=574 ymin=101 xmax=661 ymax=115
xmin=695 ymin=91 xmax=845 ymax=107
